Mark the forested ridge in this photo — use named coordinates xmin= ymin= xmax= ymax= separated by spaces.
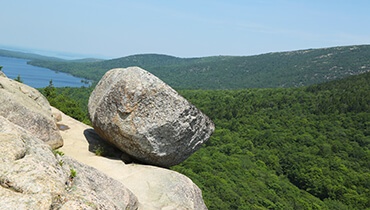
xmin=40 ymin=71 xmax=370 ymax=209
xmin=25 ymin=44 xmax=370 ymax=89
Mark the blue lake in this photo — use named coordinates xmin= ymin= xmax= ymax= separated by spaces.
xmin=0 ymin=56 xmax=89 ymax=88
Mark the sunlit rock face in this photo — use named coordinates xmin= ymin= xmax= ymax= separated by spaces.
xmin=0 ymin=73 xmax=63 ymax=149
xmin=0 ymin=116 xmax=138 ymax=209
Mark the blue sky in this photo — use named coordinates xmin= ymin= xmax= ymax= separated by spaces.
xmin=1 ymin=0 xmax=369 ymax=59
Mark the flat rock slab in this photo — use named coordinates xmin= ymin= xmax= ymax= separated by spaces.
xmin=88 ymin=67 xmax=214 ymax=167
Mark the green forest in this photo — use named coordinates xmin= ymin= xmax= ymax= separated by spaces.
xmin=173 ymin=72 xmax=370 ymax=209
xmin=38 ymin=71 xmax=370 ymax=209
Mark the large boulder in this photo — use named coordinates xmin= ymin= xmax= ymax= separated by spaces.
xmin=0 ymin=116 xmax=138 ymax=209
xmin=0 ymin=74 xmax=63 ymax=149
xmin=88 ymin=67 xmax=214 ymax=167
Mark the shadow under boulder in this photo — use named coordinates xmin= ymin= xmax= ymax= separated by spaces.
xmin=83 ymin=128 xmax=135 ymax=164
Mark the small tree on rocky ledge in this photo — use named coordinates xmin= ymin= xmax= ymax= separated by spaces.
xmin=14 ymin=74 xmax=23 ymax=83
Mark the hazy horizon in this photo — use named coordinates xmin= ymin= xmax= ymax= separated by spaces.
xmin=2 ymin=43 xmax=370 ymax=61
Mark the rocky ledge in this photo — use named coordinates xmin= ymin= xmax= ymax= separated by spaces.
xmin=0 ymin=69 xmax=210 ymax=209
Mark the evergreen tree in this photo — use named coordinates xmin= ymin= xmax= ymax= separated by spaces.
xmin=14 ymin=74 xmax=23 ymax=83
xmin=43 ymin=79 xmax=56 ymax=98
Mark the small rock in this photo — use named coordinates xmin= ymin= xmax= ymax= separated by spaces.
xmin=57 ymin=124 xmax=70 ymax=131
xmin=51 ymin=107 xmax=63 ymax=122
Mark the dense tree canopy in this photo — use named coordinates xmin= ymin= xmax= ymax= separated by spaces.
xmin=39 ymin=81 xmax=92 ymax=125
xmin=171 ymin=72 xmax=370 ymax=209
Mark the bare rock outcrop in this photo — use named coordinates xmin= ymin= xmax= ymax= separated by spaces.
xmin=88 ymin=67 xmax=214 ymax=167
xmin=0 ymin=74 xmax=63 ymax=149
xmin=0 ymin=116 xmax=138 ymax=209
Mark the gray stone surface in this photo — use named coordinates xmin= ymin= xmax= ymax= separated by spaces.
xmin=0 ymin=116 xmax=138 ymax=210
xmin=88 ymin=67 xmax=214 ymax=167
xmin=0 ymin=74 xmax=63 ymax=149
xmin=120 ymin=164 xmax=208 ymax=210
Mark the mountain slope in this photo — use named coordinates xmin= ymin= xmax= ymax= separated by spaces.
xmin=27 ymin=45 xmax=370 ymax=89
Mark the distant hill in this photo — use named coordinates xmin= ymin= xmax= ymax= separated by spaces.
xmin=0 ymin=49 xmax=63 ymax=61
xmin=10 ymin=45 xmax=370 ymax=89
xmin=70 ymin=58 xmax=105 ymax=63
xmin=0 ymin=49 xmax=104 ymax=63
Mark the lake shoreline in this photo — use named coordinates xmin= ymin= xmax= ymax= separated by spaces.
xmin=0 ymin=56 xmax=90 ymax=88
